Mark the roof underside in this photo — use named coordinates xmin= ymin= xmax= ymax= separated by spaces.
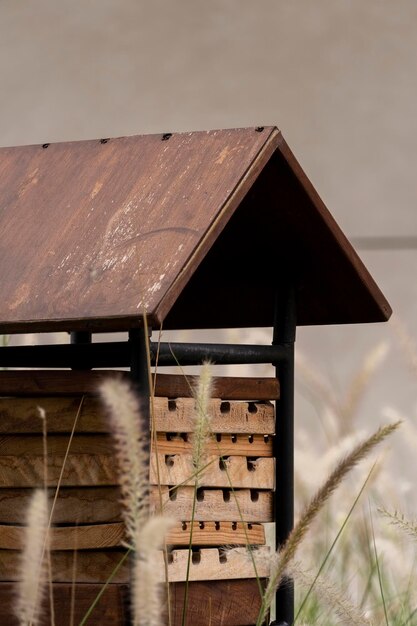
xmin=0 ymin=127 xmax=391 ymax=333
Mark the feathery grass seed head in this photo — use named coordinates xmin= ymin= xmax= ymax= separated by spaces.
xmin=133 ymin=516 xmax=175 ymax=626
xmin=15 ymin=489 xmax=49 ymax=626
xmin=100 ymin=377 xmax=150 ymax=546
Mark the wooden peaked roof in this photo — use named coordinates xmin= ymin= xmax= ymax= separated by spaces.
xmin=0 ymin=127 xmax=391 ymax=333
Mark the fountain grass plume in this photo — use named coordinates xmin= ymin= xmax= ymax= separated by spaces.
xmin=100 ymin=377 xmax=150 ymax=546
xmin=133 ymin=515 xmax=175 ymax=626
xmin=256 ymin=419 xmax=401 ymax=625
xmin=15 ymin=489 xmax=49 ymax=626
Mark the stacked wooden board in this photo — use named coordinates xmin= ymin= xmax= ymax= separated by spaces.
xmin=0 ymin=371 xmax=277 ymax=625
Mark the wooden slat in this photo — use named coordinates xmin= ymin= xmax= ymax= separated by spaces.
xmin=0 ymin=452 xmax=274 ymax=489
xmin=0 ymin=546 xmax=270 ymax=583
xmin=155 ymin=433 xmax=273 ymax=457
xmin=151 ymin=454 xmax=274 ymax=490
xmin=0 ymin=396 xmax=275 ymax=434
xmin=0 ymin=486 xmax=273 ymax=524
xmin=0 ymin=371 xmax=279 ymax=400
xmin=0 ymin=432 xmax=273 ymax=457
xmin=169 ymin=579 xmax=266 ymax=626
xmin=0 ymin=521 xmax=265 ymax=550
xmin=0 ymin=582 xmax=130 ymax=626
xmin=0 ymin=487 xmax=122 ymax=524
xmin=0 ymin=580 xmax=265 ymax=626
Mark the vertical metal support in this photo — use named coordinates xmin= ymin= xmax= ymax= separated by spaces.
xmin=70 ymin=332 xmax=92 ymax=345
xmin=271 ymin=283 xmax=296 ymax=626
xmin=69 ymin=331 xmax=92 ymax=369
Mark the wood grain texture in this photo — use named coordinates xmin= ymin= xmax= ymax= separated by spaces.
xmin=0 ymin=486 xmax=273 ymax=523
xmin=0 ymin=452 xmax=274 ymax=489
xmin=0 ymin=127 xmax=279 ymax=333
xmin=0 ymin=395 xmax=275 ymax=434
xmin=0 ymin=521 xmax=265 ymax=550
xmin=0 ymin=582 xmax=130 ymax=626
xmin=0 ymin=431 xmax=273 ymax=456
xmin=0 ymin=580 xmax=265 ymax=626
xmin=0 ymin=546 xmax=270 ymax=583
xmin=0 ymin=371 xmax=279 ymax=400
xmin=169 ymin=579 xmax=267 ymax=626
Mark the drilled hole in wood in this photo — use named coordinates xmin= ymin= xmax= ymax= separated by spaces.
xmin=264 ymin=435 xmax=270 ymax=443
xmin=219 ymin=457 xmax=228 ymax=471
xmin=222 ymin=489 xmax=230 ymax=502
xmin=219 ymin=550 xmax=227 ymax=564
xmin=248 ymin=403 xmax=258 ymax=414
xmin=166 ymin=432 xmax=176 ymax=441
xmin=169 ymin=487 xmax=177 ymax=501
xmin=248 ymin=435 xmax=254 ymax=443
xmin=215 ymin=433 xmax=222 ymax=442
xmin=196 ymin=488 xmax=205 ymax=502
xmin=181 ymin=432 xmax=188 ymax=442
xmin=231 ymin=434 xmax=237 ymax=443
xmin=220 ymin=401 xmax=230 ymax=413
xmin=42 ymin=143 xmax=49 ymax=149
xmin=250 ymin=490 xmax=259 ymax=502
xmin=215 ymin=521 xmax=220 ymax=530
xmin=168 ymin=399 xmax=177 ymax=412
xmin=165 ymin=455 xmax=175 ymax=467
xmin=162 ymin=133 xmax=172 ymax=141
xmin=192 ymin=550 xmax=201 ymax=564
xmin=232 ymin=521 xmax=237 ymax=530
xmin=247 ymin=458 xmax=257 ymax=472
xmin=181 ymin=521 xmax=187 ymax=530
xmin=199 ymin=521 xmax=205 ymax=529
xmin=247 ymin=523 xmax=253 ymax=530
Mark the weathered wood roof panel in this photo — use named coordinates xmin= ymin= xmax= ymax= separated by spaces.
xmin=0 ymin=128 xmax=278 ymax=331
xmin=0 ymin=127 xmax=390 ymax=331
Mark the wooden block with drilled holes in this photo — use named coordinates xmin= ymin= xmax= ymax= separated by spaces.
xmin=0 ymin=486 xmax=273 ymax=524
xmin=0 ymin=521 xmax=265 ymax=551
xmin=0 ymin=546 xmax=270 ymax=583
xmin=0 ymin=396 xmax=275 ymax=434
xmin=151 ymin=454 xmax=275 ymax=490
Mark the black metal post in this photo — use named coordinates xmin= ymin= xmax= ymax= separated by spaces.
xmin=70 ymin=331 xmax=92 ymax=345
xmin=271 ymin=283 xmax=296 ymax=626
xmin=69 ymin=331 xmax=92 ymax=370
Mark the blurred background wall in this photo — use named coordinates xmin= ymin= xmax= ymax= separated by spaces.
xmin=1 ymin=0 xmax=416 ymax=497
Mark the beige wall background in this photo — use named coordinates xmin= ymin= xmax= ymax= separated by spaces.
xmin=1 ymin=1 xmax=417 ymax=498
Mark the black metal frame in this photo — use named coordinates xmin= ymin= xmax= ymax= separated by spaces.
xmin=0 ymin=291 xmax=296 ymax=626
